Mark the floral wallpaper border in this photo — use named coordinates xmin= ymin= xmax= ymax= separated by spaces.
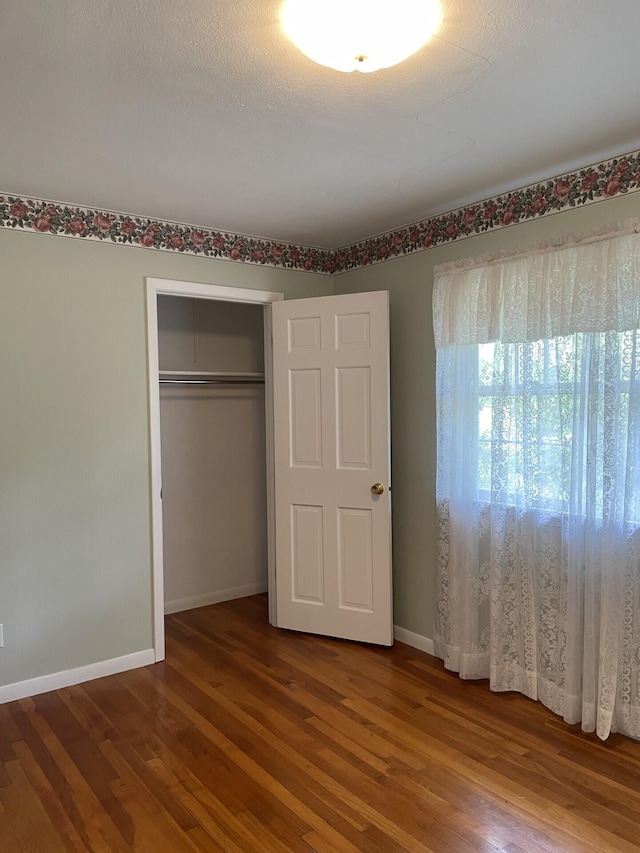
xmin=333 ymin=149 xmax=640 ymax=273
xmin=0 ymin=196 xmax=337 ymax=274
xmin=2 ymin=148 xmax=639 ymax=275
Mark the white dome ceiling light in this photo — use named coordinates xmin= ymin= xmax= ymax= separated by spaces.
xmin=280 ymin=0 xmax=443 ymax=73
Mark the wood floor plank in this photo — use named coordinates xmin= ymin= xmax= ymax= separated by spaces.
xmin=2 ymin=594 xmax=640 ymax=851
xmin=12 ymin=738 xmax=89 ymax=852
xmin=147 ymin=755 xmax=262 ymax=853
xmin=342 ymin=694 xmax=639 ymax=852
xmin=139 ymin=669 xmax=368 ymax=853
xmin=0 ymin=705 xmax=18 ymax=789
xmin=1 ymin=758 xmax=69 ymax=853
xmin=60 ymin=686 xmax=201 ymax=837
xmin=156 ymin=652 xmax=435 ymax=847
xmin=16 ymin=697 xmax=132 ymax=853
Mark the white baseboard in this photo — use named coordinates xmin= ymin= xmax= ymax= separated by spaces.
xmin=0 ymin=622 xmax=431 ymax=705
xmin=164 ymin=582 xmax=268 ymax=615
xmin=393 ymin=625 xmax=435 ymax=656
xmin=0 ymin=648 xmax=156 ymax=705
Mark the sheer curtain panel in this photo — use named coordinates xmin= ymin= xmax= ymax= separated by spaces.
xmin=432 ymin=220 xmax=640 ymax=740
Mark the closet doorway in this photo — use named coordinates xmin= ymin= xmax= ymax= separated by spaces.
xmin=147 ymin=278 xmax=394 ymax=662
xmin=146 ymin=278 xmax=283 ymax=661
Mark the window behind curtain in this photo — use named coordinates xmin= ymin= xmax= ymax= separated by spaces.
xmin=476 ymin=331 xmax=640 ymax=521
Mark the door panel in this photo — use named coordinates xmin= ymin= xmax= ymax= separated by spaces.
xmin=291 ymin=504 xmax=325 ymax=603
xmin=289 ymin=369 xmax=323 ymax=467
xmin=336 ymin=366 xmax=371 ymax=469
xmin=337 ymin=507 xmax=374 ymax=611
xmin=272 ymin=291 xmax=392 ymax=645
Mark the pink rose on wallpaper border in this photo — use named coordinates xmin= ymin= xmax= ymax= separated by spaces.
xmin=529 ymin=194 xmax=546 ymax=214
xmin=167 ymin=234 xmax=185 ymax=250
xmin=190 ymin=230 xmax=206 ymax=248
xmin=93 ymin=212 xmax=112 ymax=232
xmin=463 ymin=208 xmax=477 ymax=227
xmin=304 ymin=251 xmax=318 ymax=270
xmin=553 ymin=180 xmax=572 ymax=202
xmin=120 ymin=219 xmax=137 ymax=235
xmin=10 ymin=202 xmax=28 ymax=218
xmin=483 ymin=203 xmax=498 ymax=221
xmin=34 ymin=216 xmax=51 ymax=232
xmin=603 ymin=177 xmax=622 ymax=197
xmin=69 ymin=217 xmax=87 ymax=235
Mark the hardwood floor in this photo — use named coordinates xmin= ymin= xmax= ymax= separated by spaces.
xmin=2 ymin=595 xmax=640 ymax=852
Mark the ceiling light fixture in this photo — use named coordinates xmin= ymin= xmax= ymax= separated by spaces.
xmin=280 ymin=0 xmax=442 ymax=73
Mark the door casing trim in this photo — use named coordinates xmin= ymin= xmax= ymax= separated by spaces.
xmin=145 ymin=277 xmax=284 ymax=661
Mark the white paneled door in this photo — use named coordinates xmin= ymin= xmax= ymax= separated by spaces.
xmin=272 ymin=291 xmax=392 ymax=645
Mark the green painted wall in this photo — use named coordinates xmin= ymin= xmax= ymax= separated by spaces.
xmin=334 ymin=192 xmax=640 ymax=641
xmin=0 ymin=230 xmax=331 ymax=688
xmin=3 ymin=190 xmax=640 ymax=691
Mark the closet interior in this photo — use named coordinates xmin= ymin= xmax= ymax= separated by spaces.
xmin=156 ymin=295 xmax=268 ymax=614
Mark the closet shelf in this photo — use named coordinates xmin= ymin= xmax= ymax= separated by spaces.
xmin=159 ymin=370 xmax=265 ymax=385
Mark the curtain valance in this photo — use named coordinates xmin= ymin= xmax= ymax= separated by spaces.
xmin=432 ymin=220 xmax=640 ymax=347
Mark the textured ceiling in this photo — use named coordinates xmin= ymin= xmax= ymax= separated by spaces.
xmin=2 ymin=0 xmax=640 ymax=249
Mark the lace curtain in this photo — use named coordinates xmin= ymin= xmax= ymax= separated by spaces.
xmin=432 ymin=220 xmax=640 ymax=740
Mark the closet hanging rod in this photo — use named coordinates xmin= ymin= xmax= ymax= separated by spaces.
xmin=159 ymin=378 xmax=265 ymax=385
xmin=159 ymin=370 xmax=265 ymax=385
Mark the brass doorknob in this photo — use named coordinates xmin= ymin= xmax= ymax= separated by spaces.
xmin=371 ymin=483 xmax=384 ymax=495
